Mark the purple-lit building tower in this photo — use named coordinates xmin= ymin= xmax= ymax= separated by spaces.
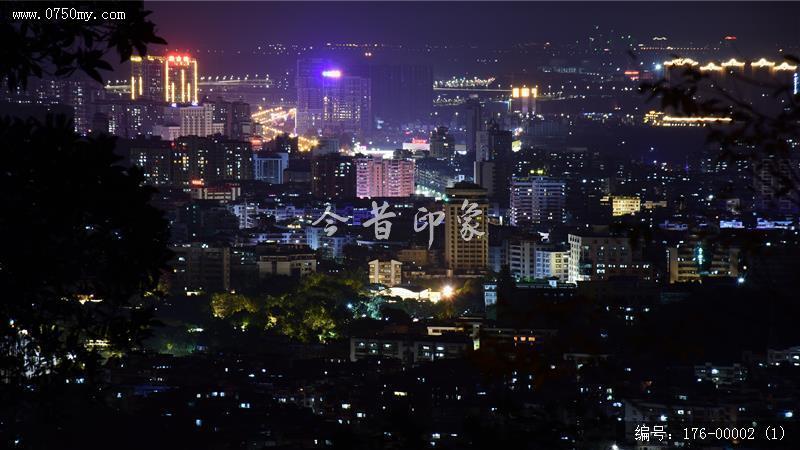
xmin=295 ymin=58 xmax=371 ymax=138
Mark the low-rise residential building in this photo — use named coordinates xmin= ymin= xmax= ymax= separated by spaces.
xmin=368 ymin=259 xmax=403 ymax=286
xmin=350 ymin=334 xmax=471 ymax=365
xmin=255 ymin=244 xmax=317 ymax=278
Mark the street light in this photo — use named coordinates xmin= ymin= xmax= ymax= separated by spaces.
xmin=442 ymin=285 xmax=454 ymax=298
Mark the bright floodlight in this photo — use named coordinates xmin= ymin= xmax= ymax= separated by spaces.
xmin=322 ymin=69 xmax=342 ymax=78
xmin=442 ymin=285 xmax=454 ymax=298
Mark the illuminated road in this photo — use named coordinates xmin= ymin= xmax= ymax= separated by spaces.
xmin=251 ymin=107 xmax=318 ymax=152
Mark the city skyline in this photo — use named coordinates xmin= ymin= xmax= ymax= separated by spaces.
xmin=2 ymin=2 xmax=800 ymax=449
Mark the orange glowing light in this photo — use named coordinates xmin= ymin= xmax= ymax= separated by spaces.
xmin=775 ymin=62 xmax=798 ymax=71
xmin=721 ymin=58 xmax=745 ymax=68
xmin=752 ymin=58 xmax=776 ymax=68
xmin=699 ymin=62 xmax=723 ymax=71
xmin=664 ymin=58 xmax=699 ymax=67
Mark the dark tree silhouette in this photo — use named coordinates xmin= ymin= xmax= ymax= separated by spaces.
xmin=495 ymin=265 xmax=516 ymax=324
xmin=0 ymin=113 xmax=172 ymax=375
xmin=0 ymin=1 xmax=166 ymax=89
xmin=0 ymin=2 xmax=168 ymax=447
xmin=0 ymin=115 xmax=173 ymax=442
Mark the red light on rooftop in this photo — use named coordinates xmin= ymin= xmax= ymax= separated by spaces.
xmin=168 ymin=54 xmax=192 ymax=63
xmin=724 ymin=36 xmax=737 ymax=40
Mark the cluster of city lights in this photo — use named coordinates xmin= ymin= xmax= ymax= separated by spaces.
xmin=434 ymin=76 xmax=496 ymax=89
xmin=664 ymin=57 xmax=797 ymax=71
xmin=250 ymin=107 xmax=318 ymax=151
xmin=644 ymin=110 xmax=733 ymax=127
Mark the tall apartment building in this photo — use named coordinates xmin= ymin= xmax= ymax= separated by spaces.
xmin=296 ymin=59 xmax=371 ymax=137
xmin=127 ymin=138 xmax=173 ymax=186
xmin=212 ymin=98 xmax=252 ymax=140
xmin=310 ymin=153 xmax=357 ymax=199
xmin=474 ymin=122 xmax=513 ymax=207
xmin=295 ymin=58 xmax=326 ymax=136
xmin=130 ymin=55 xmax=165 ymax=102
xmin=464 ymin=97 xmax=484 ymax=157
xmin=509 ymin=176 xmax=566 ymax=226
xmin=131 ymin=54 xmax=198 ymax=104
xmin=534 ymin=247 xmax=570 ymax=281
xmin=355 ymin=155 xmax=415 ymax=198
xmin=444 ymin=183 xmax=489 ymax=273
xmin=179 ymin=103 xmax=215 ymax=137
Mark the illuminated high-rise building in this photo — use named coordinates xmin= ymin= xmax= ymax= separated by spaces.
xmin=169 ymin=135 xmax=253 ymax=187
xmin=600 ymin=195 xmax=641 ymax=217
xmin=509 ymin=85 xmax=536 ymax=116
xmin=296 ymin=59 xmax=371 ymax=137
xmin=130 ymin=54 xmax=198 ymax=104
xmin=567 ymin=231 xmax=651 ymax=283
xmin=179 ymin=104 xmax=214 ymax=137
xmin=321 ymin=73 xmax=370 ymax=136
xmin=444 ymin=183 xmax=489 ymax=273
xmin=355 ymin=155 xmax=415 ymax=198
xmin=368 ymin=259 xmax=403 ymax=286
xmin=296 ymin=58 xmax=326 ymax=136
xmin=509 ymin=176 xmax=566 ymax=226
xmin=130 ymin=55 xmax=164 ymax=101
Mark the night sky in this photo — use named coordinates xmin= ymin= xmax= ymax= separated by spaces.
xmin=148 ymin=1 xmax=800 ymax=50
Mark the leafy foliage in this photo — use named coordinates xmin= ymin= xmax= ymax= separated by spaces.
xmin=0 ymin=116 xmax=172 ymax=384
xmin=207 ymin=273 xmax=367 ymax=343
xmin=0 ymin=1 xmax=166 ymax=89
xmin=211 ymin=292 xmax=259 ymax=319
xmin=0 ymin=2 xmax=170 ymax=447
xmin=263 ymin=273 xmax=365 ymax=343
